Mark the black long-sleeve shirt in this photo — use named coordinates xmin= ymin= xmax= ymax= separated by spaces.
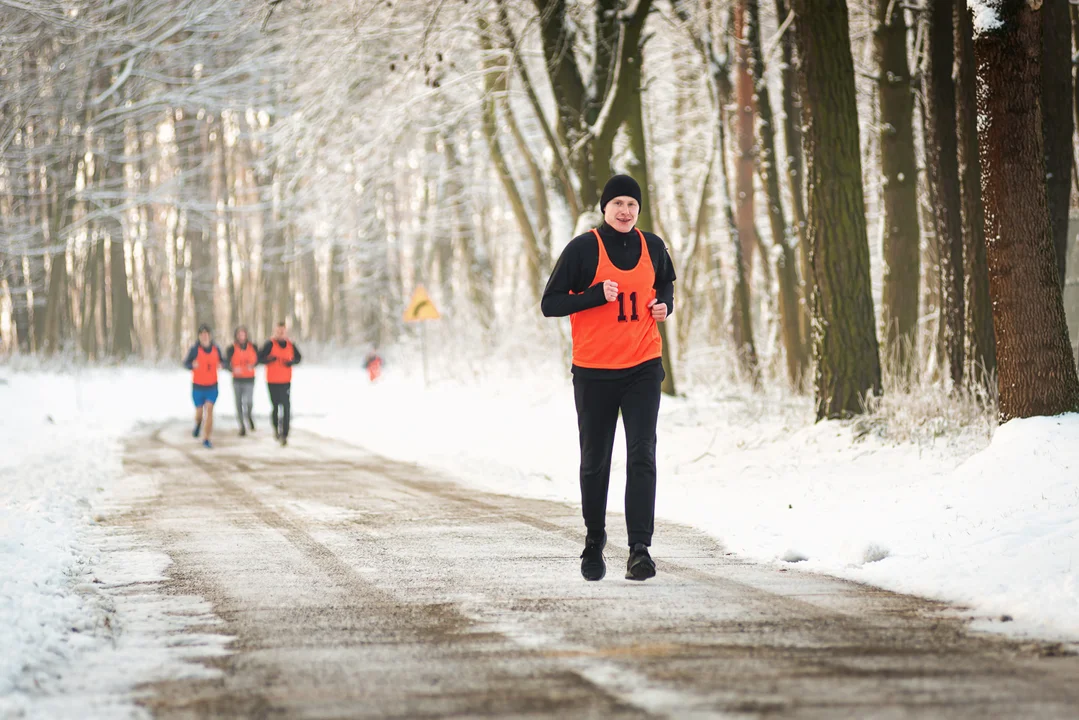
xmin=542 ymin=223 xmax=676 ymax=378
xmin=258 ymin=339 xmax=302 ymax=366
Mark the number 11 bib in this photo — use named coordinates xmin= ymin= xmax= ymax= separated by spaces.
xmin=570 ymin=228 xmax=663 ymax=370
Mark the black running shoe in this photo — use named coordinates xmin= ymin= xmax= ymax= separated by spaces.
xmin=626 ymin=543 xmax=656 ymax=581
xmin=193 ymin=423 xmax=201 ymax=438
xmin=248 ymin=417 xmax=256 ymax=431
xmin=280 ymin=436 xmax=288 ymax=447
xmin=580 ymin=532 xmax=606 ymax=581
xmin=239 ymin=427 xmax=247 ymax=437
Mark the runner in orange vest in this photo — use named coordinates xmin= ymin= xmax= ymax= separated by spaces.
xmin=258 ymin=321 xmax=302 ymax=446
xmin=541 ymin=175 xmax=676 ymax=582
xmin=182 ymin=324 xmax=225 ymax=449
xmin=225 ymin=326 xmax=259 ymax=437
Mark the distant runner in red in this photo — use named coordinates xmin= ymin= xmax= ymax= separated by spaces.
xmin=258 ymin=322 xmax=302 ymax=447
xmin=364 ymin=350 xmax=383 ymax=382
xmin=183 ymin=324 xmax=225 ymax=450
xmin=541 ymin=175 xmax=676 ymax=582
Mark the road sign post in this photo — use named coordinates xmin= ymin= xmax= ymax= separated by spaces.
xmin=403 ymin=285 xmax=440 ymax=387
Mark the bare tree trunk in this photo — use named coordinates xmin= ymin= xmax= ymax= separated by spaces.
xmin=102 ymin=138 xmax=133 ymax=357
xmin=182 ymin=115 xmax=215 ymax=331
xmin=793 ymin=0 xmax=882 ymax=419
xmin=216 ymin=127 xmax=239 ymax=333
xmin=720 ymin=105 xmax=760 ymax=384
xmin=623 ymin=30 xmax=677 ymax=396
xmin=43 ymin=245 xmax=68 ymax=354
xmin=3 ymin=256 xmax=31 ymax=353
xmin=875 ymin=0 xmax=921 ymax=382
xmin=445 ymin=133 xmax=492 ymax=327
xmin=955 ymin=0 xmax=996 ymax=385
xmin=1042 ymin=0 xmax=1074 ymax=289
xmin=745 ymin=0 xmax=807 ymax=389
xmin=82 ymin=239 xmax=102 ymax=359
xmin=328 ymin=242 xmax=349 ymax=344
xmin=774 ymin=0 xmax=811 ymax=344
xmin=173 ymin=222 xmax=189 ymax=349
xmin=479 ymin=19 xmax=545 ymax=303
xmin=973 ymin=0 xmax=1079 ymax=420
xmin=502 ymin=97 xmax=552 ymax=281
xmin=734 ymin=5 xmax=760 ymax=284
xmin=922 ymin=0 xmax=965 ymax=389
xmin=301 ymin=248 xmax=322 ymax=339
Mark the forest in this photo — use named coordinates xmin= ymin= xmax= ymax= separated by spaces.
xmin=2 ymin=0 xmax=1077 ymax=421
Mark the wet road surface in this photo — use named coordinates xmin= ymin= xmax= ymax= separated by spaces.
xmin=116 ymin=424 xmax=1079 ymax=718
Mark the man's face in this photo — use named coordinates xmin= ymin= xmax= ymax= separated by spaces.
xmin=198 ymin=330 xmax=211 ymax=346
xmin=604 ymin=196 xmax=640 ymax=233
xmin=236 ymin=329 xmax=248 ymax=345
xmin=274 ymin=325 xmax=287 ymax=341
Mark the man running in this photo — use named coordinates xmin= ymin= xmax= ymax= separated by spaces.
xmin=259 ymin=322 xmax=302 ymax=447
xmin=183 ymin=324 xmax=225 ymax=450
xmin=225 ymin=325 xmax=258 ymax=436
xmin=541 ymin=174 xmax=676 ymax=582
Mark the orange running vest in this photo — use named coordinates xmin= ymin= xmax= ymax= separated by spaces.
xmin=570 ymin=228 xmax=663 ymax=370
xmin=266 ymin=340 xmax=295 ymax=384
xmin=192 ymin=345 xmax=221 ymax=386
xmin=231 ymin=343 xmax=258 ymax=379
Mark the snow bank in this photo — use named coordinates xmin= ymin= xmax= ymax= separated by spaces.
xmin=0 ymin=368 xmax=191 ymax=715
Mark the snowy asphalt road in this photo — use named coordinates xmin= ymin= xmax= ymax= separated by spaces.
xmin=116 ymin=424 xmax=1079 ymax=719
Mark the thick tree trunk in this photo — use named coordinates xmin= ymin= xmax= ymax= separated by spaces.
xmin=973 ymin=0 xmax=1079 ymax=420
xmin=874 ymin=0 xmax=921 ymax=381
xmin=1042 ymin=0 xmax=1073 ymax=289
xmin=923 ymin=0 xmax=965 ymax=389
xmin=955 ymin=0 xmax=996 ymax=384
xmin=792 ymin=0 xmax=882 ymax=419
xmin=745 ymin=0 xmax=807 ymax=389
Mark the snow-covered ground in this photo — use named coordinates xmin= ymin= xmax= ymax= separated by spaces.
xmin=2 ymin=358 xmax=1077 ymax=712
xmin=0 ymin=369 xmax=226 ymax=718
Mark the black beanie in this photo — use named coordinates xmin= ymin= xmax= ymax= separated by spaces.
xmin=600 ymin=174 xmax=642 ymax=212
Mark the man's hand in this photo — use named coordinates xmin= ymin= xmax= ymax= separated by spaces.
xmin=602 ymin=279 xmax=619 ymax=303
xmin=648 ymin=299 xmax=668 ymax=322
xmin=191 ymin=360 xmax=199 ymax=369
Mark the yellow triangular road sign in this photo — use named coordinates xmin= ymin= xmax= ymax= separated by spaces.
xmin=404 ymin=285 xmax=441 ymax=322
